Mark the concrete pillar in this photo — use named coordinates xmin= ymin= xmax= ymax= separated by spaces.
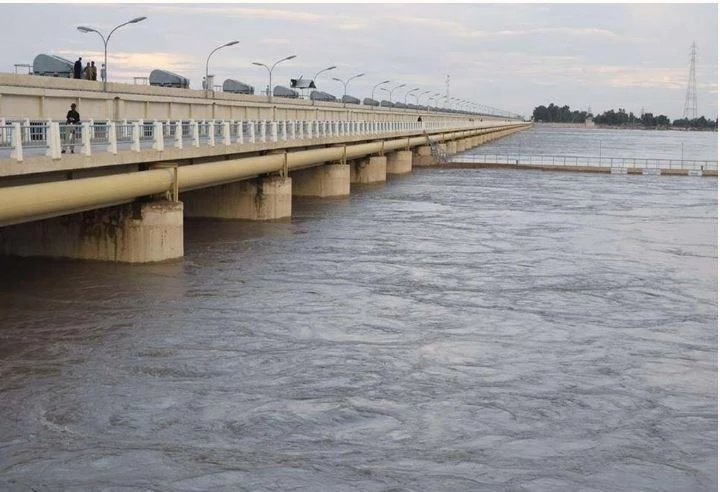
xmin=386 ymin=150 xmax=412 ymax=175
xmin=0 ymin=200 xmax=183 ymax=263
xmin=412 ymin=145 xmax=435 ymax=167
xmin=181 ymin=176 xmax=291 ymax=220
xmin=350 ymin=155 xmax=387 ymax=184
xmin=455 ymin=139 xmax=466 ymax=152
xmin=290 ymin=163 xmax=350 ymax=197
xmin=446 ymin=141 xmax=457 ymax=155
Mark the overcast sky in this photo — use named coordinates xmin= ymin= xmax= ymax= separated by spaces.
xmin=2 ymin=2 xmax=717 ymax=119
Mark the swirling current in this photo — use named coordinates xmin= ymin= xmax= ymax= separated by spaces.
xmin=0 ymin=135 xmax=717 ymax=491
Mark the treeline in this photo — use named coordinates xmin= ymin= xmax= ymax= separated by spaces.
xmin=532 ymin=103 xmax=718 ymax=129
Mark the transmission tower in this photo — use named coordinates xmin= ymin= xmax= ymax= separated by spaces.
xmin=683 ymin=41 xmax=697 ymax=120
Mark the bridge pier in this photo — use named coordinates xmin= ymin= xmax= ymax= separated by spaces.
xmin=412 ymin=146 xmax=435 ymax=167
xmin=350 ymin=156 xmax=387 ymax=184
xmin=0 ymin=200 xmax=184 ymax=263
xmin=181 ymin=175 xmax=292 ymax=220
xmin=445 ymin=141 xmax=457 ymax=155
xmin=290 ymin=163 xmax=350 ymax=197
xmin=386 ymin=150 xmax=412 ymax=175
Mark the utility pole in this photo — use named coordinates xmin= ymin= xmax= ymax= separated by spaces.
xmin=683 ymin=41 xmax=697 ymax=120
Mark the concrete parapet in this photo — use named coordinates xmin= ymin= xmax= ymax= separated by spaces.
xmin=290 ymin=163 xmax=350 ymax=197
xmin=181 ymin=175 xmax=291 ymax=220
xmin=386 ymin=150 xmax=412 ymax=175
xmin=350 ymin=156 xmax=387 ymax=184
xmin=412 ymin=145 xmax=435 ymax=167
xmin=0 ymin=200 xmax=183 ymax=263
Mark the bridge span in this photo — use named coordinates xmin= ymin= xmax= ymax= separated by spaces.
xmin=0 ymin=74 xmax=530 ymax=263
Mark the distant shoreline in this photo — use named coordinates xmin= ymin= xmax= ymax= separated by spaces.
xmin=533 ymin=122 xmax=717 ymax=132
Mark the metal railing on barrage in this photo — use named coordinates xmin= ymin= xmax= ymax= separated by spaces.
xmin=0 ymin=118 xmax=478 ymax=162
xmin=449 ymin=153 xmax=718 ymax=172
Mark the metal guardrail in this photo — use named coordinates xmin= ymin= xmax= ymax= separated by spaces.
xmin=0 ymin=119 xmax=482 ymax=162
xmin=450 ymin=153 xmax=718 ymax=171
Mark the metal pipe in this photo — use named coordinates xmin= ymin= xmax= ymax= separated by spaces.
xmin=0 ymin=124 xmax=528 ymax=227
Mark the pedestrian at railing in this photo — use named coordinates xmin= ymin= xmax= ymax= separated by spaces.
xmin=62 ymin=103 xmax=80 ymax=154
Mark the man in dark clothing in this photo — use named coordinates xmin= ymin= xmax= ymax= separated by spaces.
xmin=73 ymin=58 xmax=82 ymax=79
xmin=62 ymin=103 xmax=80 ymax=154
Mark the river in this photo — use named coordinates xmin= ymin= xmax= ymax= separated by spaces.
xmin=0 ymin=127 xmax=717 ymax=491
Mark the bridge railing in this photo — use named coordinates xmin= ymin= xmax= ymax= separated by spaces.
xmin=0 ymin=118 xmax=490 ymax=162
xmin=449 ymin=153 xmax=718 ymax=171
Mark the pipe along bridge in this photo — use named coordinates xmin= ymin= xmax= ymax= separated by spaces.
xmin=0 ymin=121 xmax=530 ymax=262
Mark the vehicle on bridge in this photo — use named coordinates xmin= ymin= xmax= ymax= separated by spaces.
xmin=32 ymin=54 xmax=73 ymax=78
xmin=363 ymin=97 xmax=380 ymax=107
xmin=341 ymin=95 xmax=361 ymax=105
xmin=149 ymin=69 xmax=190 ymax=89
xmin=223 ymin=79 xmax=254 ymax=95
xmin=310 ymin=90 xmax=337 ymax=102
xmin=273 ymin=86 xmax=300 ymax=99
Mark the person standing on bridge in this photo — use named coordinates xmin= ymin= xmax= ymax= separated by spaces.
xmin=62 ymin=103 xmax=80 ymax=154
xmin=73 ymin=57 xmax=82 ymax=79
xmin=90 ymin=61 xmax=97 ymax=81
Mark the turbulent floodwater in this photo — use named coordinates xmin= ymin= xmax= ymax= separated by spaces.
xmin=0 ymin=129 xmax=717 ymax=491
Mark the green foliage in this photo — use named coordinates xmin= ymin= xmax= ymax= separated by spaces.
xmin=532 ymin=103 xmax=717 ymax=130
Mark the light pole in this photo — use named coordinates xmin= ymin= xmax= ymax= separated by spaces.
xmin=381 ymin=83 xmax=406 ymax=109
xmin=371 ymin=80 xmax=390 ymax=107
xmin=332 ymin=73 xmax=365 ymax=102
xmin=77 ymin=16 xmax=147 ymax=91
xmin=252 ymin=54 xmax=297 ymax=101
xmin=427 ymin=93 xmax=441 ymax=112
xmin=417 ymin=90 xmax=432 ymax=109
xmin=205 ymin=40 xmax=239 ymax=97
xmin=404 ymin=88 xmax=419 ymax=105
xmin=312 ymin=65 xmax=336 ymax=89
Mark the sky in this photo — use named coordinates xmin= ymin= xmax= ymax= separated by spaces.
xmin=1 ymin=2 xmax=717 ymax=120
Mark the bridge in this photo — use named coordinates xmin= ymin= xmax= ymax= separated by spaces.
xmin=0 ymin=73 xmax=530 ymax=263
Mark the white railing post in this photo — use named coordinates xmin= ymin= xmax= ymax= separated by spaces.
xmin=248 ymin=121 xmax=255 ymax=143
xmin=152 ymin=121 xmax=164 ymax=151
xmin=174 ymin=121 xmax=183 ymax=149
xmin=107 ymin=121 xmax=118 ymax=154
xmin=131 ymin=122 xmax=140 ymax=152
xmin=23 ymin=118 xmax=30 ymax=143
xmin=289 ymin=121 xmax=296 ymax=140
xmin=296 ymin=120 xmax=303 ymax=140
xmin=259 ymin=121 xmax=266 ymax=143
xmin=207 ymin=121 xmax=215 ymax=147
xmin=81 ymin=122 xmax=92 ymax=156
xmin=46 ymin=122 xmax=61 ymax=159
xmin=237 ymin=120 xmax=245 ymax=144
xmin=190 ymin=120 xmax=199 ymax=148
xmin=0 ymin=118 xmax=5 ymax=145
xmin=271 ymin=121 xmax=278 ymax=142
xmin=280 ymin=121 xmax=287 ymax=141
xmin=10 ymin=122 xmax=23 ymax=162
xmin=223 ymin=121 xmax=231 ymax=146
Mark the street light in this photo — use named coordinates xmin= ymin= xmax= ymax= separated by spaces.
xmin=371 ymin=80 xmax=390 ymax=106
xmin=332 ymin=73 xmax=365 ymax=101
xmin=404 ymin=87 xmax=419 ymax=105
xmin=77 ymin=16 xmax=147 ymax=91
xmin=427 ymin=93 xmax=441 ymax=112
xmin=252 ymin=54 xmax=297 ymax=101
xmin=380 ymin=83 xmax=406 ymax=108
xmin=205 ymin=40 xmax=239 ymax=97
xmin=417 ymin=89 xmax=432 ymax=107
xmin=312 ymin=65 xmax=336 ymax=88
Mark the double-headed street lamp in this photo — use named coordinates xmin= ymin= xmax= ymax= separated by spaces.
xmin=252 ymin=54 xmax=297 ymax=101
xmin=332 ymin=73 xmax=365 ymax=102
xmin=205 ymin=40 xmax=239 ymax=96
xmin=380 ymin=83 xmax=406 ymax=108
xmin=313 ymin=65 xmax=336 ymax=88
xmin=77 ymin=16 xmax=147 ymax=91
xmin=371 ymin=80 xmax=390 ymax=106
xmin=404 ymin=87 xmax=419 ymax=105
xmin=417 ymin=89 xmax=432 ymax=107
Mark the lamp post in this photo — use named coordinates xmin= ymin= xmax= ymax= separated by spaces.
xmin=381 ymin=83 xmax=406 ymax=109
xmin=252 ymin=54 xmax=297 ymax=101
xmin=77 ymin=16 xmax=147 ymax=92
xmin=371 ymin=80 xmax=390 ymax=107
xmin=332 ymin=73 xmax=365 ymax=103
xmin=205 ymin=40 xmax=239 ymax=97
xmin=312 ymin=65 xmax=336 ymax=89
xmin=404 ymin=88 xmax=419 ymax=105
xmin=427 ymin=93 xmax=441 ymax=112
xmin=417 ymin=90 xmax=432 ymax=109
